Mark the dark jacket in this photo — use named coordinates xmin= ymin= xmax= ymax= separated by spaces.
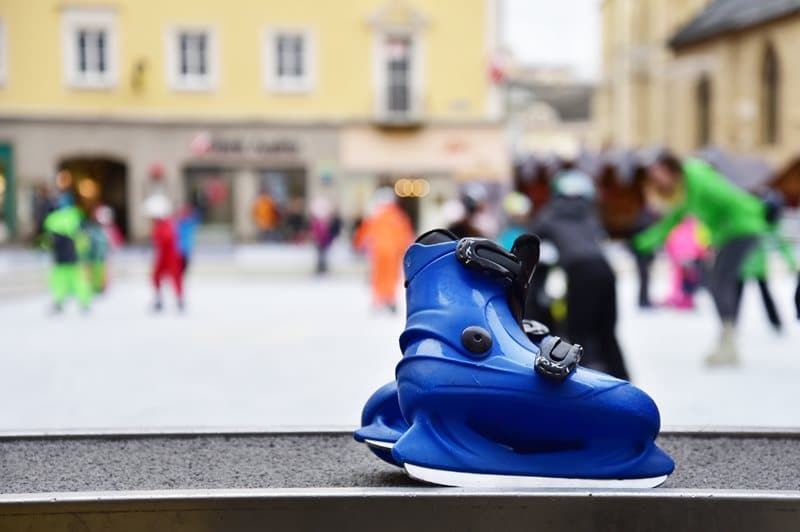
xmin=529 ymin=195 xmax=607 ymax=268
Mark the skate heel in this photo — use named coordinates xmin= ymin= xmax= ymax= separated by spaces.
xmin=354 ymin=381 xmax=407 ymax=467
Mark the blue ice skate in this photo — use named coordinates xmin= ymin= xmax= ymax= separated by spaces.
xmin=357 ymin=229 xmax=674 ymax=487
xmin=355 ymin=316 xmax=566 ymax=467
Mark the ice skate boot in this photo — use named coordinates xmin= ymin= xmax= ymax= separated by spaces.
xmin=390 ymin=229 xmax=674 ymax=488
xmin=355 ymin=317 xmax=564 ymax=466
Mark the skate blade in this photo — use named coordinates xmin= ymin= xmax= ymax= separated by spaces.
xmin=405 ymin=463 xmax=668 ymax=489
xmin=364 ymin=439 xmax=395 ymax=450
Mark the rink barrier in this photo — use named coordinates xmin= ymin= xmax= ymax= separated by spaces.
xmin=1 ymin=429 xmax=799 ymax=532
xmin=1 ymin=488 xmax=798 ymax=532
xmin=2 ymin=424 xmax=799 ymax=438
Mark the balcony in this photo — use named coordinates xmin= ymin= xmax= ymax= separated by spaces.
xmin=372 ymin=89 xmax=426 ymax=129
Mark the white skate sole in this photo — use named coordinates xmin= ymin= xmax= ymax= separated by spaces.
xmin=364 ymin=439 xmax=395 ymax=450
xmin=405 ymin=463 xmax=668 ymax=489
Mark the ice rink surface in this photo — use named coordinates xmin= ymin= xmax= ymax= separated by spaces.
xmin=0 ymin=249 xmax=798 ymax=432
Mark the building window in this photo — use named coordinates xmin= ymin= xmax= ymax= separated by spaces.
xmin=167 ymin=27 xmax=217 ymax=91
xmin=762 ymin=43 xmax=780 ymax=146
xmin=179 ymin=32 xmax=207 ymax=78
xmin=386 ymin=36 xmax=412 ymax=113
xmin=61 ymin=8 xmax=118 ymax=89
xmin=77 ymin=30 xmax=107 ymax=76
xmin=696 ymin=74 xmax=712 ymax=147
xmin=375 ymin=32 xmax=421 ymax=120
xmin=264 ymin=30 xmax=314 ymax=93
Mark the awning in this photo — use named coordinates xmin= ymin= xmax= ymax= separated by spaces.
xmin=340 ymin=125 xmax=511 ymax=182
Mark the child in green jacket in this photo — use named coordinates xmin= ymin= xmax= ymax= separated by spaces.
xmin=43 ymin=196 xmax=92 ymax=312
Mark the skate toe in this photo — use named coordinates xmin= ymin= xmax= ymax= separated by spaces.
xmin=593 ymin=382 xmax=662 ymax=439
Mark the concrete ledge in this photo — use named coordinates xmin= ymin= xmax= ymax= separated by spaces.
xmin=2 ymin=431 xmax=799 ymax=531
xmin=2 ymin=488 xmax=799 ymax=532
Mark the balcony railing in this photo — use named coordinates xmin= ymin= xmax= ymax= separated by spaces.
xmin=373 ymin=89 xmax=425 ymax=127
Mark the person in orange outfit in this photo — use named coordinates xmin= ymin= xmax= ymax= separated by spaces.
xmin=354 ymin=188 xmax=414 ymax=313
xmin=252 ymin=190 xmax=279 ymax=241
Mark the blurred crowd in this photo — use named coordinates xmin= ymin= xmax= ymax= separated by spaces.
xmin=32 ymin=149 xmax=800 ymax=383
xmin=441 ymin=150 xmax=800 ymax=378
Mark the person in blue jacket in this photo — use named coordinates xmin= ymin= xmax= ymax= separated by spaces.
xmin=176 ymin=204 xmax=199 ymax=274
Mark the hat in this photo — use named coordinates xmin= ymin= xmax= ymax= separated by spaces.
xmin=554 ymin=170 xmax=595 ymax=199
xmin=502 ymin=191 xmax=532 ymax=217
xmin=143 ymin=194 xmax=173 ymax=219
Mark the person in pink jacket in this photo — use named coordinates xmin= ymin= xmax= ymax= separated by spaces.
xmin=663 ymin=217 xmax=709 ymax=309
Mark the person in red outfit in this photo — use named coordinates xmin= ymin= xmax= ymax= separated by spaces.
xmin=145 ymin=194 xmax=184 ymax=311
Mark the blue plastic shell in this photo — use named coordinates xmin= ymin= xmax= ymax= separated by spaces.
xmin=357 ymin=239 xmax=675 ymax=481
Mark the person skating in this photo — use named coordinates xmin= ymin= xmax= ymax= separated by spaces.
xmin=497 ymin=192 xmax=531 ymax=251
xmin=529 ymin=170 xmax=630 ymax=380
xmin=737 ymin=216 xmax=797 ymax=332
xmin=627 ymin=206 xmax=659 ymax=308
xmin=176 ymin=204 xmax=199 ymax=275
xmin=353 ymin=188 xmax=414 ymax=313
xmin=309 ymin=196 xmax=341 ymax=275
xmin=83 ymin=211 xmax=110 ymax=294
xmin=634 ymin=152 xmax=776 ymax=366
xmin=447 ymin=185 xmax=492 ymax=239
xmin=662 ymin=217 xmax=709 ymax=309
xmin=144 ymin=195 xmax=183 ymax=311
xmin=251 ymin=190 xmax=279 ymax=241
xmin=42 ymin=194 xmax=92 ymax=313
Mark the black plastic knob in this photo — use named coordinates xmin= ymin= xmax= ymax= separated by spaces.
xmin=461 ymin=326 xmax=492 ymax=356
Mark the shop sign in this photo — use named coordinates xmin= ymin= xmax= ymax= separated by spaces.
xmin=190 ymin=132 xmax=298 ymax=158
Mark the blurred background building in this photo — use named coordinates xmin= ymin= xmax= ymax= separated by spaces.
xmin=594 ymin=0 xmax=800 ymax=207
xmin=594 ymin=0 xmax=711 ymax=150
xmin=0 ymin=0 xmax=507 ymax=243
xmin=505 ymin=64 xmax=595 ymax=158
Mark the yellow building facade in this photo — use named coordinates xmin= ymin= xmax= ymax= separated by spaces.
xmin=0 ymin=0 xmax=506 ymax=241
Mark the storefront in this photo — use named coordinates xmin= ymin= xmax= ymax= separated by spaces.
xmin=0 ymin=117 xmax=507 ymax=242
xmin=57 ymin=157 xmax=129 ymax=237
xmin=339 ymin=125 xmax=511 ymax=232
xmin=0 ymin=118 xmax=338 ymax=242
xmin=0 ymin=143 xmax=15 ymax=242
xmin=179 ymin=131 xmax=333 ymax=242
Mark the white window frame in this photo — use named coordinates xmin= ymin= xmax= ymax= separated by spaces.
xmin=263 ymin=28 xmax=315 ymax=93
xmin=372 ymin=29 xmax=424 ymax=118
xmin=166 ymin=25 xmax=219 ymax=92
xmin=60 ymin=7 xmax=118 ymax=89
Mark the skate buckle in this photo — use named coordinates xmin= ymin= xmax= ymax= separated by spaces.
xmin=535 ymin=336 xmax=582 ymax=381
xmin=522 ymin=319 xmax=550 ymax=341
xmin=455 ymin=238 xmax=521 ymax=284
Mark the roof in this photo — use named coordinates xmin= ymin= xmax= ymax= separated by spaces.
xmin=670 ymin=0 xmax=800 ymax=49
xmin=517 ymin=147 xmax=775 ymax=191
xmin=535 ymin=84 xmax=593 ymax=122
xmin=509 ymin=82 xmax=594 ymax=122
xmin=696 ymin=146 xmax=775 ymax=191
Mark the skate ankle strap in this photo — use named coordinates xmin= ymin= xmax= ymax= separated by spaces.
xmin=456 ymin=238 xmax=521 ymax=284
xmin=535 ymin=336 xmax=582 ymax=381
